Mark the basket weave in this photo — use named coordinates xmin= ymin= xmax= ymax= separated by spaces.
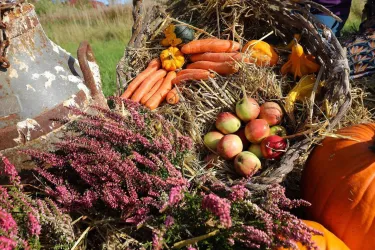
xmin=116 ymin=0 xmax=351 ymax=191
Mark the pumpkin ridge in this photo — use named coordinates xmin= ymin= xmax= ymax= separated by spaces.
xmin=357 ymin=192 xmax=375 ymax=249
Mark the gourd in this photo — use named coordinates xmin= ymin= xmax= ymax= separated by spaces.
xmin=160 ymin=47 xmax=185 ymax=71
xmin=161 ymin=24 xmax=194 ymax=47
xmin=301 ymin=123 xmax=375 ymax=250
xmin=278 ymin=220 xmax=349 ymax=250
xmin=241 ymin=40 xmax=279 ymax=67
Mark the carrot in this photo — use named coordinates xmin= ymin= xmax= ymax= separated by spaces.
xmin=186 ymin=61 xmax=239 ymax=75
xmin=172 ymin=71 xmax=214 ymax=85
xmin=120 ymin=58 xmax=161 ymax=99
xmin=177 ymin=69 xmax=208 ymax=77
xmin=181 ymin=39 xmax=241 ymax=54
xmin=190 ymin=52 xmax=244 ymax=62
xmin=166 ymin=88 xmax=180 ymax=105
xmin=145 ymin=71 xmax=177 ymax=110
xmin=140 ymin=77 xmax=164 ymax=104
xmin=130 ymin=69 xmax=167 ymax=102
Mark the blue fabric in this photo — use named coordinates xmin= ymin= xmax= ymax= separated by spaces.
xmin=314 ymin=14 xmax=347 ymax=37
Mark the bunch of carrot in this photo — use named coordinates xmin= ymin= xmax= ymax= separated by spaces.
xmin=120 ymin=59 xmax=179 ymax=110
xmin=121 ymin=38 xmax=248 ymax=110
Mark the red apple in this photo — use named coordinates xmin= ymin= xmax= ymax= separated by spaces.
xmin=235 ymin=97 xmax=260 ymax=122
xmin=217 ymin=134 xmax=243 ymax=160
xmin=235 ymin=128 xmax=250 ymax=149
xmin=248 ymin=144 xmax=263 ymax=159
xmin=215 ymin=112 xmax=241 ymax=134
xmin=259 ymin=102 xmax=283 ymax=126
xmin=260 ymin=135 xmax=288 ymax=160
xmin=244 ymin=119 xmax=270 ymax=144
xmin=204 ymin=131 xmax=224 ymax=151
xmin=234 ymin=151 xmax=261 ymax=177
xmin=204 ymin=154 xmax=219 ymax=169
xmin=270 ymin=125 xmax=287 ymax=137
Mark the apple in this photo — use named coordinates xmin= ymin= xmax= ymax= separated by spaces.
xmin=217 ymin=134 xmax=243 ymax=160
xmin=235 ymin=97 xmax=260 ymax=122
xmin=260 ymin=135 xmax=288 ymax=160
xmin=204 ymin=131 xmax=224 ymax=151
xmin=204 ymin=154 xmax=219 ymax=169
xmin=244 ymin=119 xmax=270 ymax=143
xmin=215 ymin=112 xmax=241 ymax=134
xmin=235 ymin=128 xmax=250 ymax=149
xmin=259 ymin=102 xmax=283 ymax=126
xmin=248 ymin=144 xmax=263 ymax=159
xmin=234 ymin=151 xmax=261 ymax=177
xmin=270 ymin=125 xmax=287 ymax=137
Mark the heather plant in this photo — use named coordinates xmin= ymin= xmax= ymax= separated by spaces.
xmin=25 ymin=97 xmax=193 ymax=226
xmin=0 ymin=156 xmax=75 ymax=250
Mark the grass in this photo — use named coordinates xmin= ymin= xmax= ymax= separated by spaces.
xmin=35 ymin=1 xmax=132 ymax=96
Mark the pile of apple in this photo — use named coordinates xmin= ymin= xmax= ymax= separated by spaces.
xmin=203 ymin=94 xmax=288 ymax=178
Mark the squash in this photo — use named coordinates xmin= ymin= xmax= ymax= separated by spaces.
xmin=161 ymin=24 xmax=194 ymax=47
xmin=280 ymin=40 xmax=320 ymax=79
xmin=160 ymin=47 xmax=185 ymax=71
xmin=241 ymin=40 xmax=279 ymax=67
xmin=301 ymin=123 xmax=375 ymax=250
xmin=278 ymin=220 xmax=349 ymax=250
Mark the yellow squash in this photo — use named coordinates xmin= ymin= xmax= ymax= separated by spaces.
xmin=160 ymin=47 xmax=185 ymax=71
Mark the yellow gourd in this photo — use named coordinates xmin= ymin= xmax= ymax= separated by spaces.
xmin=281 ymin=40 xmax=320 ymax=79
xmin=160 ymin=47 xmax=185 ymax=71
xmin=241 ymin=40 xmax=279 ymax=67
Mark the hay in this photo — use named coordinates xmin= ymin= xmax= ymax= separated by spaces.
xmin=116 ymin=0 xmax=362 ymax=192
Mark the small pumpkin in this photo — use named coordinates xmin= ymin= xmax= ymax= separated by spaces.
xmin=302 ymin=123 xmax=375 ymax=250
xmin=160 ymin=47 xmax=185 ymax=71
xmin=241 ymin=40 xmax=279 ymax=67
xmin=161 ymin=24 xmax=194 ymax=47
xmin=280 ymin=40 xmax=320 ymax=79
xmin=277 ymin=220 xmax=349 ymax=250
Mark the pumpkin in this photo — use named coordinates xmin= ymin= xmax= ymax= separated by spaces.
xmin=161 ymin=24 xmax=194 ymax=47
xmin=301 ymin=123 xmax=375 ymax=250
xmin=280 ymin=40 xmax=320 ymax=79
xmin=160 ymin=47 xmax=185 ymax=71
xmin=241 ymin=40 xmax=279 ymax=67
xmin=278 ymin=220 xmax=349 ymax=250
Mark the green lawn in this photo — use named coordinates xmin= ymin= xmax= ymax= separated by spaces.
xmin=60 ymin=40 xmax=127 ymax=97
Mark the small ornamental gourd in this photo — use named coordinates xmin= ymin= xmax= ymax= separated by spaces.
xmin=161 ymin=24 xmax=194 ymax=47
xmin=241 ymin=40 xmax=279 ymax=67
xmin=160 ymin=47 xmax=185 ymax=71
xmin=301 ymin=123 xmax=375 ymax=250
xmin=280 ymin=40 xmax=320 ymax=79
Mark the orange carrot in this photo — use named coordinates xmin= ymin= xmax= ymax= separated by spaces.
xmin=166 ymin=88 xmax=180 ymax=105
xmin=177 ymin=69 xmax=209 ymax=76
xmin=172 ymin=71 xmax=214 ymax=85
xmin=120 ymin=58 xmax=161 ymax=99
xmin=130 ymin=69 xmax=167 ymax=102
xmin=145 ymin=71 xmax=177 ymax=110
xmin=190 ymin=52 xmax=244 ymax=62
xmin=186 ymin=61 xmax=239 ymax=75
xmin=181 ymin=39 xmax=241 ymax=54
xmin=140 ymin=77 xmax=164 ymax=104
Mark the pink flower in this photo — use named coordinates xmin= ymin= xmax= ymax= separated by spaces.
xmin=164 ymin=215 xmax=174 ymax=228
xmin=228 ymin=184 xmax=250 ymax=201
xmin=0 ymin=236 xmax=17 ymax=250
xmin=187 ymin=246 xmax=197 ymax=250
xmin=1 ymin=156 xmax=20 ymax=185
xmin=168 ymin=186 xmax=184 ymax=207
xmin=152 ymin=229 xmax=163 ymax=250
xmin=0 ymin=209 xmax=18 ymax=236
xmin=27 ymin=212 xmax=41 ymax=236
xmin=202 ymin=193 xmax=232 ymax=228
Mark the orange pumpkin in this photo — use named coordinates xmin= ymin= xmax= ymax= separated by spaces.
xmin=241 ymin=40 xmax=279 ymax=67
xmin=301 ymin=123 xmax=375 ymax=250
xmin=278 ymin=220 xmax=349 ymax=250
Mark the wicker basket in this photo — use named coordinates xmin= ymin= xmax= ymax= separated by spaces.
xmin=116 ymin=0 xmax=351 ymax=192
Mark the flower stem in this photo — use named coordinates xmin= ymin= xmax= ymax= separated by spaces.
xmin=172 ymin=229 xmax=220 ymax=249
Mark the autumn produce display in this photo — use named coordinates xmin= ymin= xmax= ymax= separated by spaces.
xmin=203 ymin=90 xmax=288 ymax=178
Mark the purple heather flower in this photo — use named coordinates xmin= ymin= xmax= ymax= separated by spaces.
xmin=187 ymin=245 xmax=197 ymax=250
xmin=152 ymin=229 xmax=163 ymax=250
xmin=202 ymin=193 xmax=232 ymax=228
xmin=27 ymin=212 xmax=41 ymax=236
xmin=0 ymin=209 xmax=18 ymax=236
xmin=168 ymin=186 xmax=184 ymax=207
xmin=164 ymin=215 xmax=174 ymax=228
xmin=0 ymin=236 xmax=17 ymax=250
xmin=1 ymin=156 xmax=20 ymax=185
xmin=228 ymin=184 xmax=250 ymax=201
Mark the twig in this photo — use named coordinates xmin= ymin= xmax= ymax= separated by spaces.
xmin=172 ymin=229 xmax=220 ymax=249
xmin=71 ymin=226 xmax=92 ymax=250
xmin=216 ymin=3 xmax=220 ymax=39
xmin=309 ymin=65 xmax=324 ymax=123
